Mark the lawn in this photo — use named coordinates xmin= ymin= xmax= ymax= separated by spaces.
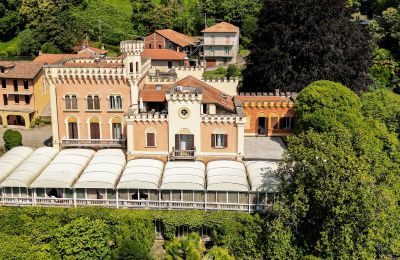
xmin=103 ymin=0 xmax=132 ymax=16
xmin=203 ymin=67 xmax=227 ymax=78
xmin=0 ymin=37 xmax=19 ymax=56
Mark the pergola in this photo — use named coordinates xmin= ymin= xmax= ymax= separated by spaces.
xmin=0 ymin=147 xmax=282 ymax=212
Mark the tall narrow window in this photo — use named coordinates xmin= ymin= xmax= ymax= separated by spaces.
xmin=168 ymin=61 xmax=172 ymax=69
xmin=136 ymin=62 xmax=139 ymax=73
xmin=1 ymin=79 xmax=6 ymax=88
xmin=87 ymin=96 xmax=93 ymax=110
xmin=112 ymin=123 xmax=122 ymax=139
xmin=24 ymin=80 xmax=29 ymax=90
xmin=25 ymin=95 xmax=30 ymax=104
xmin=71 ymin=95 xmax=78 ymax=110
xmin=68 ymin=122 xmax=78 ymax=139
xmin=109 ymin=96 xmax=116 ymax=109
xmin=90 ymin=122 xmax=100 ymax=139
xmin=14 ymin=95 xmax=19 ymax=104
xmin=3 ymin=94 xmax=8 ymax=106
xmin=224 ymin=47 xmax=229 ymax=56
xmin=13 ymin=80 xmax=18 ymax=91
xmin=129 ymin=62 xmax=133 ymax=73
xmin=116 ymin=96 xmax=122 ymax=110
xmin=65 ymin=96 xmax=71 ymax=110
xmin=94 ymin=95 xmax=100 ymax=110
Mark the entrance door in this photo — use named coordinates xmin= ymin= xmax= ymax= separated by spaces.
xmin=257 ymin=117 xmax=267 ymax=135
xmin=90 ymin=123 xmax=100 ymax=139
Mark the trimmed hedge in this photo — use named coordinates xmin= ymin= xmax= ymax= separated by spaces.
xmin=3 ymin=129 xmax=22 ymax=150
xmin=0 ymin=207 xmax=266 ymax=259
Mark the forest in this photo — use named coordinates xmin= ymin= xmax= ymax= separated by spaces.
xmin=0 ymin=0 xmax=262 ymax=56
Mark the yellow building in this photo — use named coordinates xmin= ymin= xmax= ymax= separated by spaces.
xmin=0 ymin=61 xmax=49 ymax=129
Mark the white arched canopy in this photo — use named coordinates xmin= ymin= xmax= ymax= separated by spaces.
xmin=0 ymin=146 xmax=33 ymax=183
xmin=161 ymin=161 xmax=205 ymax=190
xmin=31 ymin=149 xmax=95 ymax=188
xmin=206 ymin=160 xmax=249 ymax=192
xmin=117 ymin=159 xmax=164 ymax=190
xmin=74 ymin=149 xmax=126 ymax=189
xmin=1 ymin=147 xmax=58 ymax=188
xmin=245 ymin=161 xmax=280 ymax=192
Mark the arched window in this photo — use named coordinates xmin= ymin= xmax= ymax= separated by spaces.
xmin=67 ymin=116 xmax=78 ymax=139
xmin=71 ymin=95 xmax=78 ymax=110
xmin=111 ymin=117 xmax=123 ymax=140
xmin=87 ymin=95 xmax=93 ymax=110
xmin=88 ymin=117 xmax=100 ymax=139
xmin=116 ymin=96 xmax=122 ymax=110
xmin=65 ymin=96 xmax=71 ymax=110
xmin=109 ymin=96 xmax=116 ymax=109
xmin=94 ymin=95 xmax=100 ymax=110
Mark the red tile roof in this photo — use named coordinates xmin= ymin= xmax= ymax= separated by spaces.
xmin=236 ymin=95 xmax=291 ymax=102
xmin=140 ymin=84 xmax=171 ymax=102
xmin=139 ymin=76 xmax=235 ymax=112
xmin=32 ymin=53 xmax=92 ymax=64
xmin=0 ymin=61 xmax=43 ymax=79
xmin=85 ymin=46 xmax=108 ymax=55
xmin=201 ymin=22 xmax=239 ymax=33
xmin=176 ymin=76 xmax=235 ymax=112
xmin=155 ymin=29 xmax=198 ymax=47
xmin=141 ymin=49 xmax=187 ymax=60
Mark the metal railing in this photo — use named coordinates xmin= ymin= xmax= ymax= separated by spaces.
xmin=171 ymin=147 xmax=196 ymax=160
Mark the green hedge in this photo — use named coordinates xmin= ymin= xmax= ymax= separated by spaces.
xmin=3 ymin=129 xmax=22 ymax=150
xmin=0 ymin=207 xmax=266 ymax=259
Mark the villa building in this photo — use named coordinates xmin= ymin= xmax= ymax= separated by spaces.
xmin=144 ymin=29 xmax=199 ymax=54
xmin=201 ymin=22 xmax=240 ymax=68
xmin=0 ymin=61 xmax=48 ymax=128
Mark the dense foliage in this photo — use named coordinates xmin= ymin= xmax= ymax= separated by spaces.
xmin=0 ymin=207 xmax=266 ymax=259
xmin=3 ymin=129 xmax=22 ymax=150
xmin=243 ymin=0 xmax=373 ymax=93
xmin=265 ymin=81 xmax=400 ymax=258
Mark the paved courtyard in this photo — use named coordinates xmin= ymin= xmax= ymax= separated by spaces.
xmin=0 ymin=125 xmax=52 ymax=149
xmin=244 ymin=136 xmax=286 ymax=160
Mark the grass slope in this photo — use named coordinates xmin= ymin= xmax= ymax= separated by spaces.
xmin=0 ymin=37 xmax=19 ymax=56
xmin=103 ymin=0 xmax=132 ymax=16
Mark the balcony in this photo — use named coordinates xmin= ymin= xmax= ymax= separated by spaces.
xmin=204 ymin=40 xmax=235 ymax=46
xmin=61 ymin=138 xmax=126 ymax=149
xmin=170 ymin=147 xmax=196 ymax=160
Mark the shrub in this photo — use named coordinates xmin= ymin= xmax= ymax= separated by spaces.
xmin=226 ymin=64 xmax=240 ymax=79
xmin=165 ymin=233 xmax=205 ymax=260
xmin=3 ymin=129 xmax=22 ymax=150
xmin=41 ymin=42 xmax=61 ymax=54
xmin=16 ymin=29 xmax=40 ymax=56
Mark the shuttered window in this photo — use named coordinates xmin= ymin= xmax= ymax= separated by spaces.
xmin=146 ymin=133 xmax=155 ymax=147
xmin=71 ymin=95 xmax=78 ymax=109
xmin=90 ymin=123 xmax=100 ymax=139
xmin=87 ymin=96 xmax=93 ymax=110
xmin=211 ymin=134 xmax=228 ymax=148
xmin=65 ymin=96 xmax=71 ymax=109
xmin=94 ymin=96 xmax=100 ymax=110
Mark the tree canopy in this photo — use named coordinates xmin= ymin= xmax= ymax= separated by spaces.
xmin=243 ymin=0 xmax=373 ymax=93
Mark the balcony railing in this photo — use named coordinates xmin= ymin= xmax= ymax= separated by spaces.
xmin=170 ymin=147 xmax=196 ymax=160
xmin=61 ymin=138 xmax=126 ymax=149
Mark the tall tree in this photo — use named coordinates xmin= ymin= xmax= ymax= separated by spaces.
xmin=242 ymin=0 xmax=373 ymax=93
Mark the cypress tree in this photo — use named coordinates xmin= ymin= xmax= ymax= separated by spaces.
xmin=242 ymin=0 xmax=373 ymax=93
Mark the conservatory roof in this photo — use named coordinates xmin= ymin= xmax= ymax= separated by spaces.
xmin=30 ymin=149 xmax=95 ymax=188
xmin=74 ymin=149 xmax=126 ymax=189
xmin=206 ymin=160 xmax=249 ymax=191
xmin=245 ymin=161 xmax=280 ymax=192
xmin=160 ymin=161 xmax=205 ymax=190
xmin=0 ymin=146 xmax=33 ymax=183
xmin=117 ymin=159 xmax=164 ymax=190
xmin=1 ymin=147 xmax=58 ymax=188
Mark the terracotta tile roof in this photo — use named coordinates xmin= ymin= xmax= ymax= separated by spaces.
xmin=84 ymin=46 xmax=108 ymax=55
xmin=141 ymin=49 xmax=187 ymax=60
xmin=201 ymin=22 xmax=239 ymax=33
xmin=0 ymin=61 xmax=43 ymax=79
xmin=32 ymin=53 xmax=92 ymax=64
xmin=236 ymin=95 xmax=291 ymax=102
xmin=176 ymin=76 xmax=235 ymax=112
xmin=140 ymin=84 xmax=171 ymax=102
xmin=155 ymin=29 xmax=198 ymax=47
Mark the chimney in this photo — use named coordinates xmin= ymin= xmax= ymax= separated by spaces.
xmin=275 ymin=89 xmax=280 ymax=96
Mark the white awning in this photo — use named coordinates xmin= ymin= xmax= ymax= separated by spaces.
xmin=161 ymin=161 xmax=205 ymax=190
xmin=245 ymin=161 xmax=280 ymax=192
xmin=1 ymin=147 xmax=58 ymax=188
xmin=206 ymin=160 xmax=249 ymax=191
xmin=30 ymin=149 xmax=95 ymax=188
xmin=74 ymin=149 xmax=126 ymax=189
xmin=0 ymin=146 xmax=33 ymax=183
xmin=117 ymin=159 xmax=164 ymax=190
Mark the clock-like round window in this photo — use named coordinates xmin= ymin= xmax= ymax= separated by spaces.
xmin=179 ymin=107 xmax=190 ymax=119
